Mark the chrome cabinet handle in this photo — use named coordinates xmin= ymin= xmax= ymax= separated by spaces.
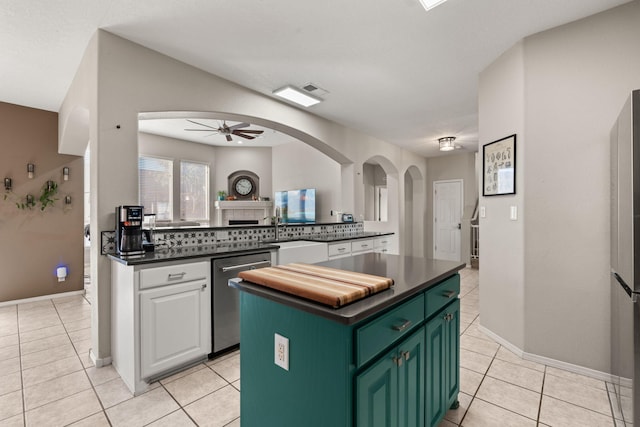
xmin=444 ymin=290 xmax=456 ymax=298
xmin=392 ymin=319 xmax=411 ymax=332
xmin=403 ymin=351 xmax=410 ymax=361
xmin=337 ymin=247 xmax=346 ymax=252
xmin=392 ymin=356 xmax=403 ymax=367
xmin=168 ymin=272 xmax=186 ymax=280
xmin=201 ymin=284 xmax=207 ymax=291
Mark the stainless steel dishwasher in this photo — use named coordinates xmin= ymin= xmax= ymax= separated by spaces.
xmin=211 ymin=252 xmax=272 ymax=355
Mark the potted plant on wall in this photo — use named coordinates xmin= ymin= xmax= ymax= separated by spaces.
xmin=217 ymin=190 xmax=226 ymax=201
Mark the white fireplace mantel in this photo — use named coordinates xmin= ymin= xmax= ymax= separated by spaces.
xmin=214 ymin=200 xmax=274 ymax=226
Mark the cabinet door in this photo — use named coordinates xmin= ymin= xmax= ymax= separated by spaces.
xmin=425 ymin=300 xmax=460 ymax=427
xmin=356 ymin=348 xmax=398 ymax=427
xmin=425 ymin=314 xmax=446 ymax=427
xmin=444 ymin=299 xmax=460 ymax=407
xmin=140 ymin=279 xmax=210 ymax=378
xmin=398 ymin=328 xmax=425 ymax=427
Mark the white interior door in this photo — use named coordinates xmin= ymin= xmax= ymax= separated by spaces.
xmin=434 ymin=180 xmax=463 ymax=262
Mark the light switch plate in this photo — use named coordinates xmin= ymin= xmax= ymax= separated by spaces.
xmin=510 ymin=205 xmax=518 ymax=221
xmin=274 ymin=333 xmax=289 ymax=371
xmin=480 ymin=206 xmax=486 ymax=218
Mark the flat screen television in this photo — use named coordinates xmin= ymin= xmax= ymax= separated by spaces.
xmin=274 ymin=188 xmax=316 ymax=223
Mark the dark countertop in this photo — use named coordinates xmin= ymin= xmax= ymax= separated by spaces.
xmin=108 ymin=241 xmax=280 ymax=265
xmin=295 ymin=231 xmax=393 ymax=243
xmin=107 ymin=232 xmax=394 ymax=265
xmin=229 ymin=252 xmax=465 ymax=325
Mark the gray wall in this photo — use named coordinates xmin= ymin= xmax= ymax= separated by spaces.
xmin=272 ymin=141 xmax=341 ymax=223
xmin=479 ymin=1 xmax=640 ymax=373
xmin=426 ymin=151 xmax=477 ymax=265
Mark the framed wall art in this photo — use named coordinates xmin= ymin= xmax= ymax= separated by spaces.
xmin=483 ymin=134 xmax=516 ymax=196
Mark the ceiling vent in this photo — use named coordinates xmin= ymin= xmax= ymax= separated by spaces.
xmin=302 ymin=82 xmax=329 ymax=97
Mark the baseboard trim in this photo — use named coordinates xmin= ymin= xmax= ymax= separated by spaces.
xmin=90 ymin=349 xmax=112 ymax=368
xmin=477 ymin=324 xmax=617 ymax=384
xmin=0 ymin=289 xmax=85 ymax=308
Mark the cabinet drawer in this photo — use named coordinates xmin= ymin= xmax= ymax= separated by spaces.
xmin=351 ymin=239 xmax=373 ymax=253
xmin=374 ymin=237 xmax=391 ymax=248
xmin=139 ymin=261 xmax=208 ymax=289
xmin=328 ymin=242 xmax=351 ymax=257
xmin=355 ymin=293 xmax=425 ymax=367
xmin=425 ymin=275 xmax=460 ymax=319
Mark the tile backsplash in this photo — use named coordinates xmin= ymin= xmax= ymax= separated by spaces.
xmin=101 ymin=223 xmax=364 ymax=255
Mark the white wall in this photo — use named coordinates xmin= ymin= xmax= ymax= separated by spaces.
xmin=479 ymin=1 xmax=640 ymax=372
xmin=272 ymin=141 xmax=341 ymax=223
xmin=60 ymin=30 xmax=427 ymax=361
xmin=426 ymin=151 xmax=477 ymax=265
xmin=478 ymin=41 xmax=527 ymax=350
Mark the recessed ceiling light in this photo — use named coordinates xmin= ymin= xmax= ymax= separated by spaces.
xmin=418 ymin=0 xmax=448 ymax=11
xmin=273 ymin=85 xmax=322 ymax=107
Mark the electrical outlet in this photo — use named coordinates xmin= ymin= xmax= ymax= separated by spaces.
xmin=274 ymin=333 xmax=289 ymax=371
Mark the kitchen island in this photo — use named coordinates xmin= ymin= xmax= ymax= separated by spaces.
xmin=230 ymin=253 xmax=465 ymax=427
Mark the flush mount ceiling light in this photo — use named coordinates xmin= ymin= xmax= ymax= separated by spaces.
xmin=418 ymin=0 xmax=449 ymax=11
xmin=273 ymin=85 xmax=322 ymax=107
xmin=438 ymin=136 xmax=456 ymax=151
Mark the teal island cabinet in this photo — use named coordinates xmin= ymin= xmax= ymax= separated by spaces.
xmin=230 ymin=253 xmax=465 ymax=427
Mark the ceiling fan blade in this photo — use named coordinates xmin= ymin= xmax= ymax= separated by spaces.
xmin=228 ymin=122 xmax=250 ymax=130
xmin=186 ymin=119 xmax=219 ymax=130
xmin=184 ymin=128 xmax=219 ymax=132
xmin=226 ymin=135 xmax=233 ymax=142
xmin=233 ymin=129 xmax=263 ymax=134
xmin=233 ymin=132 xmax=256 ymax=140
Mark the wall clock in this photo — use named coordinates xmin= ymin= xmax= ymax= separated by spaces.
xmin=232 ymin=175 xmax=256 ymax=199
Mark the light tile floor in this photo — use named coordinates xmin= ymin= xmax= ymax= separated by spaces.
xmin=0 ymin=267 xmax=621 ymax=426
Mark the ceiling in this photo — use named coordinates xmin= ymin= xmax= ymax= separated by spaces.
xmin=1 ymin=0 xmax=631 ymax=157
xmin=139 ymin=117 xmax=297 ymax=147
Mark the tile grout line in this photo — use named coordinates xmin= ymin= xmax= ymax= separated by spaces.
xmin=52 ymin=297 xmax=110 ymax=426
xmin=16 ymin=304 xmax=27 ymax=427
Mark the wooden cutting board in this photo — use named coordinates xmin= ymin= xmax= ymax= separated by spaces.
xmin=238 ymin=263 xmax=394 ymax=308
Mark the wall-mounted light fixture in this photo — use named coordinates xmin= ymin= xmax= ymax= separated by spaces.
xmin=4 ymin=178 xmax=11 ymax=191
xmin=62 ymin=167 xmax=69 ymax=181
xmin=64 ymin=195 xmax=72 ymax=205
xmin=438 ymin=136 xmax=456 ymax=152
xmin=26 ymin=194 xmax=34 ymax=206
xmin=46 ymin=180 xmax=55 ymax=192
xmin=27 ymin=163 xmax=35 ymax=179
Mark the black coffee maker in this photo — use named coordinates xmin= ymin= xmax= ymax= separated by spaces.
xmin=115 ymin=205 xmax=145 ymax=258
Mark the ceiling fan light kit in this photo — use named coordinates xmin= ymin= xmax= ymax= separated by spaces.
xmin=438 ymin=136 xmax=456 ymax=151
xmin=272 ymin=85 xmax=322 ymax=107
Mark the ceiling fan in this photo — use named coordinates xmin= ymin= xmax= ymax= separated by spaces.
xmin=184 ymin=119 xmax=264 ymax=142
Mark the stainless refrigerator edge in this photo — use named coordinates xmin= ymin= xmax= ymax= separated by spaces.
xmin=611 ymin=89 xmax=640 ymax=426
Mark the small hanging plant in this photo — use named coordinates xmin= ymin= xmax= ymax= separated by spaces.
xmin=38 ymin=180 xmax=58 ymax=211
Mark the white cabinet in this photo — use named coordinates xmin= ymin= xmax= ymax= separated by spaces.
xmin=329 ymin=236 xmax=394 ymax=259
xmin=328 ymin=241 xmax=352 ymax=259
xmin=276 ymin=241 xmax=328 ymax=265
xmin=111 ymin=259 xmax=210 ymax=395
xmin=374 ymin=236 xmax=393 ymax=254
xmin=140 ymin=278 xmax=209 ymax=378
xmin=351 ymin=239 xmax=374 ymax=254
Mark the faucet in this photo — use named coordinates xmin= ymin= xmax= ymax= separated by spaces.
xmin=274 ymin=216 xmax=288 ymax=241
xmin=274 ymin=215 xmax=281 ymax=241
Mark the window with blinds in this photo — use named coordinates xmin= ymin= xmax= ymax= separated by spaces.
xmin=180 ymin=160 xmax=209 ymax=221
xmin=138 ymin=156 xmax=173 ymax=221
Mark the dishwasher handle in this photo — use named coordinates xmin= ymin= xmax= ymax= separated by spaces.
xmin=220 ymin=260 xmax=271 ymax=273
